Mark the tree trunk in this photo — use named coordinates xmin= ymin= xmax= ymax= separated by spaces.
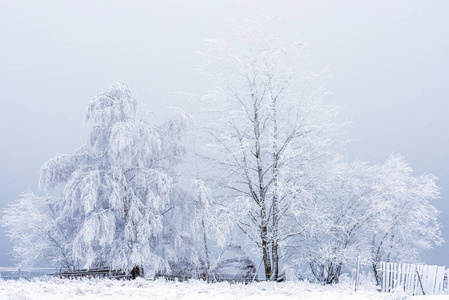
xmin=271 ymin=239 xmax=279 ymax=280
xmin=253 ymin=97 xmax=272 ymax=280
xmin=271 ymin=89 xmax=279 ymax=281
xmin=271 ymin=178 xmax=279 ymax=280
xmin=373 ymin=263 xmax=380 ymax=286
xmin=271 ymin=164 xmax=279 ymax=281
xmin=326 ymin=262 xmax=342 ymax=284
xmin=202 ymin=218 xmax=212 ymax=281
xmin=131 ymin=266 xmax=143 ymax=279
xmin=261 ymin=225 xmax=272 ymax=280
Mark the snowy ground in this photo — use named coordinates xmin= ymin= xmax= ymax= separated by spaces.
xmin=2 ymin=277 xmax=445 ymax=300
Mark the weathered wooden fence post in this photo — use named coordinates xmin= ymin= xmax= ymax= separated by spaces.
xmin=355 ymin=256 xmax=360 ymax=291
xmin=416 ymin=270 xmax=425 ymax=295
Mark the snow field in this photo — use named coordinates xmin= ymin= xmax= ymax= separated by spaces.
xmin=0 ymin=277 xmax=418 ymax=300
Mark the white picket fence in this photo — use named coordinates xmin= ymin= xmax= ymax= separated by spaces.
xmin=380 ymin=261 xmax=446 ymax=295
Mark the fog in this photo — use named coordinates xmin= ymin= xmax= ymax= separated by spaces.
xmin=1 ymin=0 xmax=448 ymax=267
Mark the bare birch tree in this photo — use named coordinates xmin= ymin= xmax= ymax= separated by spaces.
xmin=199 ymin=20 xmax=346 ymax=280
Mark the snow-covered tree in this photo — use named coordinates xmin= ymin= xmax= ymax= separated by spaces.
xmin=294 ymin=155 xmax=442 ymax=284
xmin=198 ymin=20 xmax=346 ymax=280
xmin=171 ymin=179 xmax=233 ymax=280
xmin=3 ymin=83 xmax=195 ymax=276
xmin=295 ymin=158 xmax=375 ymax=283
xmin=369 ymin=154 xmax=442 ymax=285
xmin=2 ymin=191 xmax=76 ymax=270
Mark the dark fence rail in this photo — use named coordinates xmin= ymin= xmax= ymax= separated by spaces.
xmin=54 ymin=267 xmax=130 ymax=279
xmin=0 ymin=267 xmax=56 ymax=280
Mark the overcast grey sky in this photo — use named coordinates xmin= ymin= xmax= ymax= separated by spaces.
xmin=1 ymin=0 xmax=448 ymax=267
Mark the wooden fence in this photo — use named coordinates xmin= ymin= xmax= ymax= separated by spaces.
xmin=55 ymin=267 xmax=129 ymax=279
xmin=380 ymin=262 xmax=446 ymax=295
